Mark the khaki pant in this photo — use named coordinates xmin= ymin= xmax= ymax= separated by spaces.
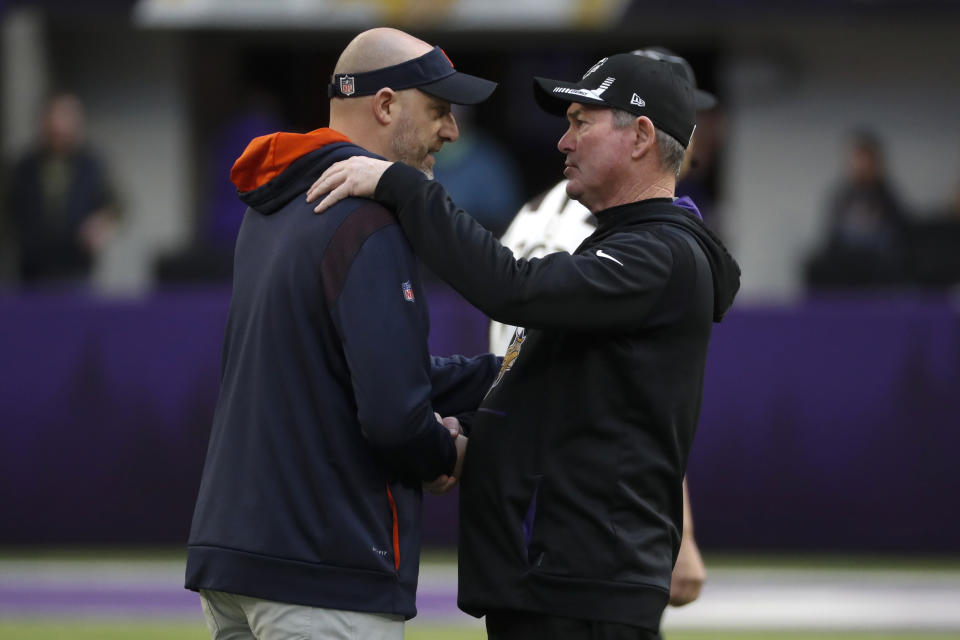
xmin=200 ymin=589 xmax=404 ymax=640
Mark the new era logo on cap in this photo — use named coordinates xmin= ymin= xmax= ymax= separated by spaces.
xmin=631 ymin=93 xmax=645 ymax=107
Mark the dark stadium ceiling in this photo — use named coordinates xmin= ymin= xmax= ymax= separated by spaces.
xmin=9 ymin=0 xmax=960 ymax=25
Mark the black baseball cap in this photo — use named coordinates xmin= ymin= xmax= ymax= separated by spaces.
xmin=631 ymin=47 xmax=717 ymax=110
xmin=329 ymin=46 xmax=496 ymax=105
xmin=533 ymin=53 xmax=697 ymax=148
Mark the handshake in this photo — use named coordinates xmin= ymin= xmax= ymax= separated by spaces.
xmin=425 ymin=414 xmax=467 ymax=495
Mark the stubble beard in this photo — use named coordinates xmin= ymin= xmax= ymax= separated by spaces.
xmin=390 ymin=120 xmax=434 ymax=180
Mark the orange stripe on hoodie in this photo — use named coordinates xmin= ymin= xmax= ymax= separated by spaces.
xmin=230 ymin=128 xmax=351 ymax=193
xmin=385 ymin=483 xmax=401 ymax=571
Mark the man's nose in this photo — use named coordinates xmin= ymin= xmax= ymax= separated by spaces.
xmin=440 ymin=112 xmax=459 ymax=143
xmin=557 ymin=125 xmax=575 ymax=153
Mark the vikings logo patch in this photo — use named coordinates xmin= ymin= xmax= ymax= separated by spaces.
xmin=339 ymin=75 xmax=356 ymax=96
xmin=489 ymin=327 xmax=526 ymax=391
xmin=582 ymin=57 xmax=608 ymax=79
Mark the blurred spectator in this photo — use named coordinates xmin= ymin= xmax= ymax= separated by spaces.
xmin=4 ymin=92 xmax=120 ymax=287
xmin=432 ymin=106 xmax=522 ymax=237
xmin=805 ymin=130 xmax=909 ymax=289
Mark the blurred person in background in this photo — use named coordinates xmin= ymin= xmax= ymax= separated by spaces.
xmin=184 ymin=28 xmax=500 ymax=640
xmin=4 ymin=92 xmax=120 ymax=286
xmin=488 ymin=47 xmax=716 ymax=622
xmin=308 ymin=51 xmax=740 ymax=640
xmin=805 ymin=129 xmax=909 ymax=289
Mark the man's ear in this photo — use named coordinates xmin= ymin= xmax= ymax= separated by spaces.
xmin=632 ymin=116 xmax=657 ymax=160
xmin=372 ymin=88 xmax=397 ymax=125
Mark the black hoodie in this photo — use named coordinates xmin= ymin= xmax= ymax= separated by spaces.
xmin=375 ymin=162 xmax=741 ymax=631
xmin=184 ymin=130 xmax=500 ymax=618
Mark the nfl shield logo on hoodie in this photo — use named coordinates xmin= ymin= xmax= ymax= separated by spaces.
xmin=402 ymin=281 xmax=415 ymax=302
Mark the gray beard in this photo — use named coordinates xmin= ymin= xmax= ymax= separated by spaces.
xmin=390 ymin=125 xmax=433 ymax=179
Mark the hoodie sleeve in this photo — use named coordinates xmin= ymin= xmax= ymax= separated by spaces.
xmin=377 ymin=163 xmax=674 ymax=332
xmin=429 ymin=354 xmax=502 ymax=416
xmin=327 ymin=206 xmax=456 ymax=483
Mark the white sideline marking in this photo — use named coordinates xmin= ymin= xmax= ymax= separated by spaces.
xmin=661 ymin=568 xmax=960 ymax=631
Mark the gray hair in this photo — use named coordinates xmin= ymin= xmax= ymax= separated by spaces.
xmin=610 ymin=108 xmax=686 ymax=178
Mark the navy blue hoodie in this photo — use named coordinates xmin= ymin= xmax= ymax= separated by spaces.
xmin=185 ymin=129 xmax=499 ymax=618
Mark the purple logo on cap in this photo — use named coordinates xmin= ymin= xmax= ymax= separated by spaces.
xmin=339 ymin=76 xmax=355 ymax=96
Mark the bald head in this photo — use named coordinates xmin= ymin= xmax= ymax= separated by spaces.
xmin=334 ymin=28 xmax=433 ymax=75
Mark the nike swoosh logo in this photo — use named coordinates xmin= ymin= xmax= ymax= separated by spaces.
xmin=596 ymin=249 xmax=624 ymax=266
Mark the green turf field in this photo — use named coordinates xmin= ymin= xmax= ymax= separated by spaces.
xmin=1 ymin=622 xmax=958 ymax=640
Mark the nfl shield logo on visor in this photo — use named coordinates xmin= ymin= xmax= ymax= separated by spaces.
xmin=339 ymin=76 xmax=355 ymax=96
xmin=402 ymin=281 xmax=415 ymax=302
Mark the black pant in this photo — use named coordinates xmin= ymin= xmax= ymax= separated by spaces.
xmin=485 ymin=610 xmax=659 ymax=640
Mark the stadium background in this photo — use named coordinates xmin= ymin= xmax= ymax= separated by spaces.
xmin=1 ymin=0 xmax=959 ymax=638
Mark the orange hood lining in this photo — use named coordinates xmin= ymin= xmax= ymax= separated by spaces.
xmin=230 ymin=128 xmax=351 ymax=193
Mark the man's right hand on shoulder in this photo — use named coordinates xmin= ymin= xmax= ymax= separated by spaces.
xmin=306 ymin=157 xmax=393 ymax=213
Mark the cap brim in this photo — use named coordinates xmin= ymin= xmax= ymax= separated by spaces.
xmin=533 ymin=76 xmax=610 ymax=117
xmin=419 ymin=71 xmax=497 ymax=105
xmin=694 ymin=88 xmax=717 ymax=110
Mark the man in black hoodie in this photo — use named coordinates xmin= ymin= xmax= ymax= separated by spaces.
xmin=185 ymin=28 xmax=501 ymax=640
xmin=309 ymin=52 xmax=741 ymax=640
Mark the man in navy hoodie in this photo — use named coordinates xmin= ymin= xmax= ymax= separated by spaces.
xmin=185 ymin=28 xmax=500 ymax=640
